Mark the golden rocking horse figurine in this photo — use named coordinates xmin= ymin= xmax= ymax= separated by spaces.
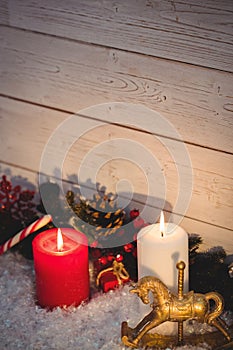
xmin=121 ymin=261 xmax=231 ymax=348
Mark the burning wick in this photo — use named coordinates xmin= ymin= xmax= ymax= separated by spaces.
xmin=160 ymin=211 xmax=165 ymax=238
xmin=57 ymin=228 xmax=64 ymax=252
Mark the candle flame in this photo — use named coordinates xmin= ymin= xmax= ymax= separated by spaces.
xmin=57 ymin=228 xmax=64 ymax=251
xmin=160 ymin=211 xmax=165 ymax=237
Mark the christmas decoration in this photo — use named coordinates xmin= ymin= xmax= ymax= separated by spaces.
xmin=66 ymin=190 xmax=126 ymax=245
xmin=0 ymin=214 xmax=52 ymax=255
xmin=90 ymin=237 xmax=138 ymax=292
xmin=0 ymin=175 xmax=54 ymax=258
xmin=65 ymin=188 xmax=147 ymax=292
xmin=33 ymin=228 xmax=89 ymax=309
xmin=96 ymin=260 xmax=130 ymax=293
xmin=37 ymin=182 xmax=232 ymax=301
xmin=121 ymin=261 xmax=232 ymax=349
xmin=1 ymin=176 xmax=232 ymax=312
xmin=0 ymin=175 xmax=36 ymax=229
xmin=229 ymin=262 xmax=233 ymax=278
xmin=189 ymin=234 xmax=233 ymax=311
xmin=0 ymin=175 xmax=37 ymax=243
xmin=3 ymin=252 xmax=232 ymax=350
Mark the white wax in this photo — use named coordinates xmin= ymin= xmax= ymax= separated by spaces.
xmin=137 ymin=222 xmax=189 ymax=335
xmin=137 ymin=222 xmax=189 ymax=292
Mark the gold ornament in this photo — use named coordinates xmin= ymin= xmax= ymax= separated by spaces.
xmin=121 ymin=261 xmax=232 ymax=349
xmin=96 ymin=260 xmax=130 ymax=287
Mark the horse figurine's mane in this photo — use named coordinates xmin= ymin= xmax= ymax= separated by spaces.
xmin=131 ymin=276 xmax=172 ymax=305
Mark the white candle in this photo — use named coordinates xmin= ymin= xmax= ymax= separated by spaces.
xmin=137 ymin=212 xmax=189 ymax=292
xmin=136 ymin=212 xmax=189 ymax=335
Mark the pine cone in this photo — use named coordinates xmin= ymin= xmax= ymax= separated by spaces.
xmin=66 ymin=190 xmax=125 ymax=244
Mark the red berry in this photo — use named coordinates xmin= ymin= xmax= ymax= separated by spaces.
xmin=99 ymin=256 xmax=108 ymax=265
xmin=124 ymin=243 xmax=133 ymax=253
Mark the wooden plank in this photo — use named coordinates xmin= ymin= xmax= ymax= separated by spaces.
xmin=0 ymin=0 xmax=8 ymax=25
xmin=0 ymin=97 xmax=232 ymax=232
xmin=0 ymin=27 xmax=233 ymax=154
xmin=176 ymin=215 xmax=233 ymax=254
xmin=1 ymin=0 xmax=233 ymax=72
xmin=0 ymin=161 xmax=232 ymax=253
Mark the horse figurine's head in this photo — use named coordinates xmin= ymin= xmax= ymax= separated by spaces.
xmin=130 ymin=283 xmax=150 ymax=305
xmin=130 ymin=276 xmax=166 ymax=305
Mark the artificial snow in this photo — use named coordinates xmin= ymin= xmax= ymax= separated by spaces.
xmin=0 ymin=252 xmax=225 ymax=350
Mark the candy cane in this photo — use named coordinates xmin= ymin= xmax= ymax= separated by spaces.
xmin=0 ymin=214 xmax=52 ymax=255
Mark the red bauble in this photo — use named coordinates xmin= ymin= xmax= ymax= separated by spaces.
xmin=116 ymin=253 xmax=123 ymax=262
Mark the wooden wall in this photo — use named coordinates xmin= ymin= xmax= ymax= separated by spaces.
xmin=0 ymin=0 xmax=232 ymax=252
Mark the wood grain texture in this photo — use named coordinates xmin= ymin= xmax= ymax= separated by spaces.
xmin=0 ymin=26 xmax=232 ymax=154
xmin=1 ymin=0 xmax=233 ymax=72
xmin=0 ymin=97 xmax=232 ymax=233
xmin=0 ymin=0 xmax=8 ymax=25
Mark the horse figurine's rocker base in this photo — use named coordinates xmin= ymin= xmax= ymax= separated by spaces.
xmin=121 ymin=261 xmax=232 ymax=349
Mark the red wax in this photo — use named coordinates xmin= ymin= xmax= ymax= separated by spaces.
xmin=32 ymin=228 xmax=89 ymax=309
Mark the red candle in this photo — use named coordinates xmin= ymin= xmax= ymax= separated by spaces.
xmin=32 ymin=228 xmax=89 ymax=309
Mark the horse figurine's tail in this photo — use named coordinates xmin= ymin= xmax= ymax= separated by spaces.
xmin=205 ymin=292 xmax=224 ymax=324
xmin=205 ymin=292 xmax=231 ymax=341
